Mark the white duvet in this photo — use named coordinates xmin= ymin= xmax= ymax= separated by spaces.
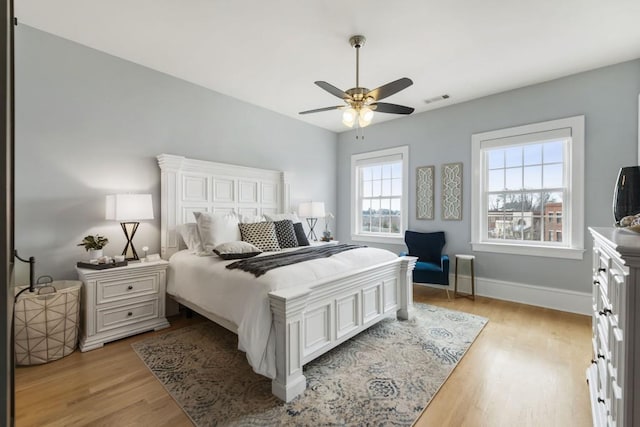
xmin=167 ymin=246 xmax=398 ymax=379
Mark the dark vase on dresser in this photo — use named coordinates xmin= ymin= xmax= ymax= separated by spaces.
xmin=613 ymin=166 xmax=640 ymax=225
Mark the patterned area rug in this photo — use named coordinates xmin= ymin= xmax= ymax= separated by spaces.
xmin=132 ymin=303 xmax=487 ymax=426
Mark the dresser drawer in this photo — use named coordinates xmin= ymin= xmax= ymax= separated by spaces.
xmin=96 ymin=298 xmax=159 ymax=332
xmin=608 ymin=272 xmax=626 ymax=328
xmin=610 ymin=325 xmax=624 ymax=387
xmin=610 ymin=378 xmax=623 ymax=426
xmin=96 ymin=274 xmax=159 ymax=304
xmin=594 ymin=248 xmax=611 ymax=291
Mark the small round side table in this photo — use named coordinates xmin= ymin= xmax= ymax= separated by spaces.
xmin=454 ymin=254 xmax=476 ymax=300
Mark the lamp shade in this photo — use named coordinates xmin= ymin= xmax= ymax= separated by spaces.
xmin=105 ymin=194 xmax=154 ymax=221
xmin=298 ymin=201 xmax=325 ymax=218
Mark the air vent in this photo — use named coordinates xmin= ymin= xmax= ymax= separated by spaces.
xmin=424 ymin=94 xmax=450 ymax=104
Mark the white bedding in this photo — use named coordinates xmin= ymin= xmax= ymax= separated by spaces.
xmin=167 ymin=245 xmax=398 ymax=379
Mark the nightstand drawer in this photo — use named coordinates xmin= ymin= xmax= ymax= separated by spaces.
xmin=97 ymin=274 xmax=158 ymax=304
xmin=96 ymin=299 xmax=158 ymax=332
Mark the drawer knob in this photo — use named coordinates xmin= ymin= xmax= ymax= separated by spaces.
xmin=598 ymin=267 xmax=606 ymax=273
xmin=597 ymin=397 xmax=605 ymax=404
xmin=127 ymin=285 xmax=133 ymax=290
xmin=597 ymin=353 xmax=605 ymax=359
xmin=593 ymin=280 xmax=600 ymax=285
xmin=599 ymin=308 xmax=612 ymax=316
xmin=127 ymin=312 xmax=133 ymax=317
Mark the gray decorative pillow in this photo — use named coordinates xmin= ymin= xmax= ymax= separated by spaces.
xmin=273 ymin=220 xmax=299 ymax=249
xmin=213 ymin=241 xmax=262 ymax=260
xmin=293 ymin=222 xmax=310 ymax=246
xmin=238 ymin=222 xmax=281 ymax=252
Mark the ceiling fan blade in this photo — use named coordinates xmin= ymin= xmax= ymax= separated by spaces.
xmin=367 ymin=78 xmax=413 ymax=101
xmin=299 ymin=105 xmax=343 ymax=115
xmin=372 ymin=102 xmax=415 ymax=115
xmin=315 ymin=81 xmax=350 ymax=100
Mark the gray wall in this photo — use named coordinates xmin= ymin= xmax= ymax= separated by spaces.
xmin=337 ymin=59 xmax=640 ymax=293
xmin=14 ymin=25 xmax=338 ymax=281
xmin=13 ymin=24 xmax=640 ymax=295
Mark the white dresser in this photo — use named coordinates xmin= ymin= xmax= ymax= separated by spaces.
xmin=76 ymin=260 xmax=170 ymax=351
xmin=588 ymin=227 xmax=640 ymax=427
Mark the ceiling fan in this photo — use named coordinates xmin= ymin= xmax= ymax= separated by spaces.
xmin=299 ymin=35 xmax=415 ymax=130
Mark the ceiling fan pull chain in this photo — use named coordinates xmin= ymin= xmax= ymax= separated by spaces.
xmin=355 ymin=42 xmax=360 ymax=88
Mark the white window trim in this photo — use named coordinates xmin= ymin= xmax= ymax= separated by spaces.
xmin=471 ymin=116 xmax=585 ymax=260
xmin=351 ymin=146 xmax=409 ymax=244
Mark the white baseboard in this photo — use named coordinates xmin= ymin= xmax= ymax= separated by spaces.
xmin=416 ymin=274 xmax=591 ymax=316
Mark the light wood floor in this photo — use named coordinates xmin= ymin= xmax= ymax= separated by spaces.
xmin=15 ymin=286 xmax=592 ymax=426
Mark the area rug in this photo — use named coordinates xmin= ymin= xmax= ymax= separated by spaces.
xmin=132 ymin=303 xmax=487 ymax=426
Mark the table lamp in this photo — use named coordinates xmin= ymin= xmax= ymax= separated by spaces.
xmin=298 ymin=201 xmax=325 ymax=241
xmin=105 ymin=194 xmax=154 ymax=260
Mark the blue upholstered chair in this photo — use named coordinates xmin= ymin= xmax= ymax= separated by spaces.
xmin=401 ymin=230 xmax=450 ymax=300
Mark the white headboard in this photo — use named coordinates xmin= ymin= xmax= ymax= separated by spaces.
xmin=157 ymin=154 xmax=291 ymax=259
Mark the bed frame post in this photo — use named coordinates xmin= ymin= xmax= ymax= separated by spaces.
xmin=157 ymin=154 xmax=184 ymax=260
xmin=398 ymin=256 xmax=417 ymax=320
xmin=269 ymin=287 xmax=311 ymax=402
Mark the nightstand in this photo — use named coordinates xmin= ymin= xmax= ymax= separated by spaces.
xmin=76 ymin=260 xmax=170 ymax=351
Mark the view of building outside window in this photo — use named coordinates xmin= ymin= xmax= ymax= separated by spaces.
xmin=485 ymin=140 xmax=565 ymax=244
xmin=359 ymin=162 xmax=402 ymax=235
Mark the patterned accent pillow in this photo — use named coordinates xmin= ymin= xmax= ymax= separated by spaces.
xmin=213 ymin=241 xmax=262 ymax=260
xmin=238 ymin=222 xmax=281 ymax=252
xmin=293 ymin=222 xmax=310 ymax=246
xmin=273 ymin=220 xmax=299 ymax=248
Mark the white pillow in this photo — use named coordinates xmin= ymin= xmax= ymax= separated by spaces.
xmin=263 ymin=212 xmax=302 ymax=224
xmin=240 ymin=214 xmax=266 ymax=224
xmin=194 ymin=211 xmax=241 ymax=251
xmin=177 ymin=223 xmax=205 ymax=254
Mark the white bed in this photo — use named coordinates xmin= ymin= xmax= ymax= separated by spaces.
xmin=158 ymin=154 xmax=417 ymax=401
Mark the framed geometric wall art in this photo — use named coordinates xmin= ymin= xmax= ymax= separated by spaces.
xmin=416 ymin=165 xmax=435 ymax=220
xmin=441 ymin=162 xmax=463 ymax=220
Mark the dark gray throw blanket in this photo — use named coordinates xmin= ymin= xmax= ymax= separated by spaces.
xmin=226 ymin=244 xmax=365 ymax=277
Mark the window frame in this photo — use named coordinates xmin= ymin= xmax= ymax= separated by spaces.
xmin=471 ymin=116 xmax=585 ymax=259
xmin=351 ymin=146 xmax=409 ymax=244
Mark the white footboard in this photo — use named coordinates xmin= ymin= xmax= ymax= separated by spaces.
xmin=268 ymin=255 xmax=417 ymax=402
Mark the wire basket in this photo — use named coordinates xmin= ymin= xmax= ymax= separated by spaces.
xmin=14 ymin=280 xmax=82 ymax=365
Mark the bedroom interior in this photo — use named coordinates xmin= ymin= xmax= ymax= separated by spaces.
xmin=4 ymin=1 xmax=640 ymax=426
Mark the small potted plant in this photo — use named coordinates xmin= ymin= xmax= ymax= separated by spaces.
xmin=322 ymin=213 xmax=335 ymax=241
xmin=77 ymin=234 xmax=109 ymax=259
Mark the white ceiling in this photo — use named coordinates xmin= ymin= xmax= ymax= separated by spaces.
xmin=15 ymin=0 xmax=640 ymax=133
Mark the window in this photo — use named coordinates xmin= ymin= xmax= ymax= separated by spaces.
xmin=471 ymin=116 xmax=584 ymax=259
xmin=351 ymin=146 xmax=408 ymax=244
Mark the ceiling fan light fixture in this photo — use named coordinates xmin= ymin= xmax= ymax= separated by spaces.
xmin=358 ymin=107 xmax=374 ymax=128
xmin=299 ymin=34 xmax=414 ymax=134
xmin=342 ymin=108 xmax=356 ymax=127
